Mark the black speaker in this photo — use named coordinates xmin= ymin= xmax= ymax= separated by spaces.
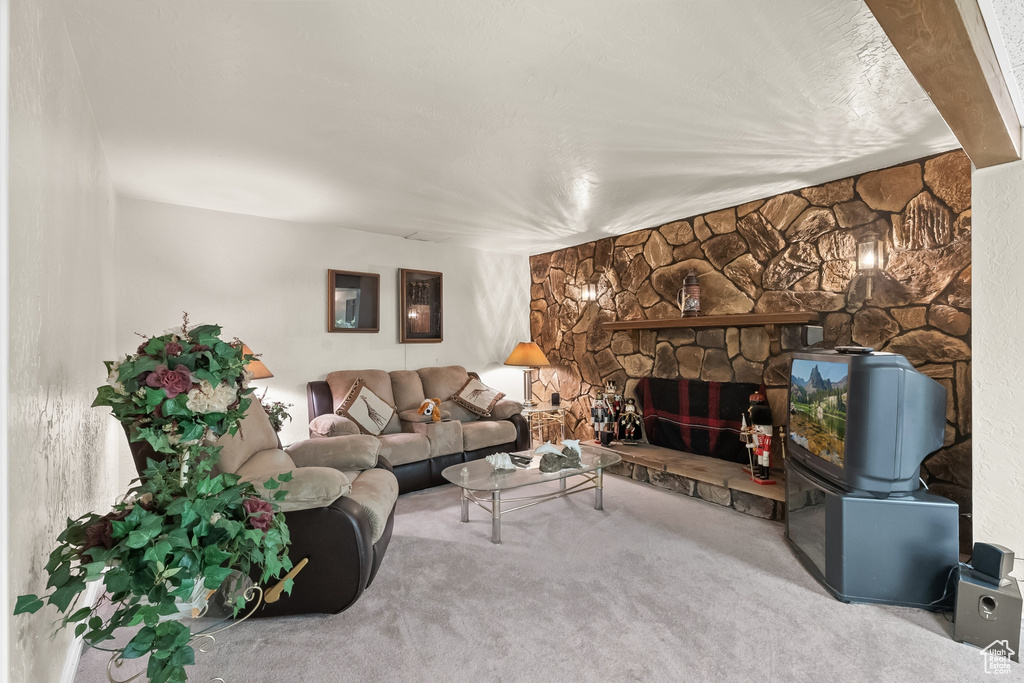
xmin=953 ymin=544 xmax=1021 ymax=663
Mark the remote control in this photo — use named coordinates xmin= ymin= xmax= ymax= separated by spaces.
xmin=834 ymin=345 xmax=873 ymax=354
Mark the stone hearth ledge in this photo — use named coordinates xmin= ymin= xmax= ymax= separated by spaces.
xmin=601 ymin=442 xmax=785 ymax=521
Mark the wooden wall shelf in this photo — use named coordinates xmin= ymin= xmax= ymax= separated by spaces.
xmin=601 ymin=311 xmax=819 ymax=332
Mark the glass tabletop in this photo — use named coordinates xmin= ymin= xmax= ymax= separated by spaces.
xmin=441 ymin=445 xmax=621 ymax=492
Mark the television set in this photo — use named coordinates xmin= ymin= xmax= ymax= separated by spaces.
xmin=786 ymin=349 xmax=946 ymax=497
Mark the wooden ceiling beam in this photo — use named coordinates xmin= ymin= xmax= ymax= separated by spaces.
xmin=865 ymin=0 xmax=1022 ymax=168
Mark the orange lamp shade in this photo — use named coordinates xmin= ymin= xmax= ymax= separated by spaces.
xmin=241 ymin=344 xmax=274 ymax=380
xmin=503 ymin=342 xmax=550 ymax=368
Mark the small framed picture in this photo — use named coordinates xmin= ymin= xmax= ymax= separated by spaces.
xmin=328 ymin=270 xmax=379 ymax=333
xmin=400 ymin=269 xmax=442 ymax=343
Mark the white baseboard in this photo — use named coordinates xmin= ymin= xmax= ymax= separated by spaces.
xmin=59 ymin=580 xmax=105 ymax=683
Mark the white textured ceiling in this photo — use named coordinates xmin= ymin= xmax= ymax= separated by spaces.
xmin=989 ymin=0 xmax=1024 ymax=122
xmin=60 ymin=0 xmax=957 ymax=252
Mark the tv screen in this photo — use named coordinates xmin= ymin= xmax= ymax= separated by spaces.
xmin=785 ymin=350 xmax=945 ymax=497
xmin=789 ymin=358 xmax=848 ymax=469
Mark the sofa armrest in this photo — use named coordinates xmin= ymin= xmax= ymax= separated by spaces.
xmin=479 ymin=399 xmax=523 ymax=421
xmin=309 ymin=413 xmax=361 ymax=438
xmin=286 ymin=435 xmax=380 ymax=471
xmin=510 ymin=413 xmax=530 ymax=452
xmin=240 ymin=466 xmax=352 ymax=513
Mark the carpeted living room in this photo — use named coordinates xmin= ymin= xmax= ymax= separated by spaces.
xmin=5 ymin=1 xmax=1024 ymax=682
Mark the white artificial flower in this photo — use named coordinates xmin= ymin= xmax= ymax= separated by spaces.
xmin=185 ymin=380 xmax=238 ymax=414
xmin=209 ymin=513 xmax=222 ymax=525
xmin=106 ymin=361 xmax=127 ymax=394
xmin=241 ymin=367 xmax=254 ymax=389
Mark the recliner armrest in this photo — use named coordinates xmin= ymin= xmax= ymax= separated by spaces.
xmin=309 ymin=413 xmax=361 ymax=438
xmin=286 ymin=434 xmax=380 ymax=471
xmin=479 ymin=399 xmax=523 ymax=421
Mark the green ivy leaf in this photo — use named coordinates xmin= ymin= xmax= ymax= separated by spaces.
xmin=13 ymin=594 xmax=44 ymax=615
xmin=46 ymin=561 xmax=72 ymax=590
xmin=203 ymin=566 xmax=233 ymax=589
xmin=68 ymin=606 xmax=93 ymax=623
xmin=277 ymin=471 xmax=294 ymax=483
xmin=203 ymin=546 xmax=232 ymax=566
xmin=262 ymin=477 xmax=280 ymax=490
xmin=48 ymin=578 xmax=86 ymax=612
xmin=123 ymin=625 xmax=156 ymax=659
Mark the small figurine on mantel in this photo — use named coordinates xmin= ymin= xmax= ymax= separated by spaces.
xmin=617 ymin=398 xmax=643 ymax=444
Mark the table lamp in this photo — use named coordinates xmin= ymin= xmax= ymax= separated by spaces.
xmin=503 ymin=341 xmax=550 ymax=406
xmin=241 ymin=343 xmax=274 ymax=380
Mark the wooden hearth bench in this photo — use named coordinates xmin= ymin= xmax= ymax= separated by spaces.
xmin=602 ymin=442 xmax=785 ymax=520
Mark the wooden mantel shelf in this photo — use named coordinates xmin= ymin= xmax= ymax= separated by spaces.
xmin=601 ymin=311 xmax=819 ymax=332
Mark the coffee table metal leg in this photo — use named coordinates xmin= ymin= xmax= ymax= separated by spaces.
xmin=491 ymin=491 xmax=501 ymax=544
xmin=461 ymin=488 xmax=469 ymax=522
xmin=595 ymin=467 xmax=604 ymax=510
xmin=559 ymin=477 xmax=566 ymax=491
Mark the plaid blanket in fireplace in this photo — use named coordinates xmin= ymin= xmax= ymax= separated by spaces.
xmin=635 ymin=377 xmax=764 ymax=464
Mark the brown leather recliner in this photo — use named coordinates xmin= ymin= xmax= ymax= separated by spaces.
xmin=125 ymin=400 xmax=398 ymax=617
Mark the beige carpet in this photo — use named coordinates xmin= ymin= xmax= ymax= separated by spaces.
xmin=76 ymin=475 xmax=1023 ymax=682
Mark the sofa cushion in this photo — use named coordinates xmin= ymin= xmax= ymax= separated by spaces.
xmin=326 ymin=369 xmax=401 ymax=434
xmin=405 ymin=419 xmax=463 ymax=457
xmin=417 ymin=365 xmax=471 ymax=404
xmin=462 ymin=420 xmax=517 ymax=452
xmin=440 ymin=399 xmax=480 ymax=423
xmin=285 ymin=434 xmax=380 ymax=471
xmin=241 ymin=465 xmax=352 ymax=513
xmin=390 ymin=370 xmax=427 ymax=412
xmin=337 ymin=378 xmax=397 ymax=437
xmin=451 ymin=377 xmax=505 ymax=416
xmin=216 ymin=400 xmax=280 ymax=474
xmin=376 ymin=432 xmax=431 ymax=466
xmin=346 ymin=468 xmax=399 ymax=544
xmin=309 ymin=413 xmax=361 ymax=438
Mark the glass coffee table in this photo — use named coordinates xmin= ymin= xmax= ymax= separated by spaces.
xmin=441 ymin=445 xmax=621 ymax=544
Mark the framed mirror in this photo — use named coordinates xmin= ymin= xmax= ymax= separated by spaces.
xmin=328 ymin=270 xmax=379 ymax=333
xmin=400 ymin=269 xmax=442 ymax=343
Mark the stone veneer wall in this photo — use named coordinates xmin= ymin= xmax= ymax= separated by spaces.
xmin=528 ymin=150 xmax=972 ymax=543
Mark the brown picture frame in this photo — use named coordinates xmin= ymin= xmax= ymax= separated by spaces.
xmin=328 ymin=270 xmax=380 ymax=333
xmin=399 ymin=269 xmax=443 ymax=343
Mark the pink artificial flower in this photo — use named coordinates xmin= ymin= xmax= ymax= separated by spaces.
xmin=145 ymin=364 xmax=194 ymax=399
xmin=164 ymin=342 xmax=183 ymax=356
xmin=244 ymin=498 xmax=274 ymax=533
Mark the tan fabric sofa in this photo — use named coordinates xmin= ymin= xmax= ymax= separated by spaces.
xmin=306 ymin=365 xmax=530 ymax=494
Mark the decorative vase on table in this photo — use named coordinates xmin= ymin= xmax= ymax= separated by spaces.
xmin=13 ymin=315 xmax=293 ymax=683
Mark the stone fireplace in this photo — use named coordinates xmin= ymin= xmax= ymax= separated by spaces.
xmin=528 ymin=150 xmax=972 ymax=546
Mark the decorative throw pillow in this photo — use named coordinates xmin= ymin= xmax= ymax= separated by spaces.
xmin=336 ymin=378 xmax=396 ymax=436
xmin=450 ymin=377 xmax=505 ymax=417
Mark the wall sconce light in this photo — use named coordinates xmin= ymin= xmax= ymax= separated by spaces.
xmin=856 ymin=232 xmax=884 ymax=300
xmin=582 ymin=281 xmax=598 ymax=302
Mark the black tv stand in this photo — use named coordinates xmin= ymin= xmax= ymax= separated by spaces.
xmin=785 ymin=459 xmax=959 ymax=609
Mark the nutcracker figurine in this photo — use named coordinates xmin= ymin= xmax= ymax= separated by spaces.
xmin=591 ymin=392 xmax=612 ymax=444
xmin=740 ymin=391 xmax=776 ymax=484
xmin=617 ymin=398 xmax=643 ymax=444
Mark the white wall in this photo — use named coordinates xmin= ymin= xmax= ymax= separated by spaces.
xmin=115 ymin=198 xmax=530 ymax=486
xmin=7 ymin=0 xmax=118 ymax=680
xmin=972 ymin=158 xmax=1024 ymax=578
